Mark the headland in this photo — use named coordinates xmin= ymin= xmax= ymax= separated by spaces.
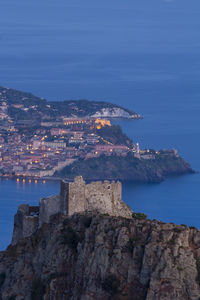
xmin=0 ymin=86 xmax=194 ymax=183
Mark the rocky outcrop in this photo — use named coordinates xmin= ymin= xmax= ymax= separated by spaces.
xmin=57 ymin=153 xmax=195 ymax=183
xmin=1 ymin=213 xmax=200 ymax=299
xmin=91 ymin=107 xmax=142 ymax=119
xmin=12 ymin=204 xmax=39 ymax=246
xmin=11 ymin=177 xmax=133 ymax=246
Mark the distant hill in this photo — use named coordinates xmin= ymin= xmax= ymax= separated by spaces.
xmin=0 ymin=86 xmax=142 ymax=121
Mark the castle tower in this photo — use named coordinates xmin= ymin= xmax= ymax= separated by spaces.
xmin=12 ymin=176 xmax=133 ymax=245
xmin=60 ymin=176 xmax=86 ymax=216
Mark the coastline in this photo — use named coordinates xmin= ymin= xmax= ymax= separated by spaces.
xmin=2 ymin=158 xmax=194 ymax=184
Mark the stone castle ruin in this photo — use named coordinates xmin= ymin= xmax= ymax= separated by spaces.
xmin=12 ymin=176 xmax=133 ymax=245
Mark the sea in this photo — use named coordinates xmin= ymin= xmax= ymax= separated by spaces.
xmin=0 ymin=0 xmax=200 ymax=250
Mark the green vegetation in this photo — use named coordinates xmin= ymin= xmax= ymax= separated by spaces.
xmin=102 ymin=274 xmax=120 ymax=295
xmin=0 ymin=272 xmax=6 ymax=288
xmin=180 ymin=224 xmax=188 ymax=228
xmin=189 ymin=226 xmax=197 ymax=230
xmin=0 ymin=87 xmax=46 ymax=106
xmin=56 ymin=151 xmax=193 ymax=183
xmin=174 ymin=227 xmax=185 ymax=233
xmin=50 ymin=99 xmax=136 ymax=118
xmin=132 ymin=212 xmax=147 ymax=220
xmin=60 ymin=226 xmax=80 ymax=250
xmin=0 ymin=86 xmax=138 ymax=120
xmin=8 ymin=107 xmax=41 ymax=121
xmin=31 ymin=278 xmax=45 ymax=300
xmin=97 ymin=125 xmax=133 ymax=147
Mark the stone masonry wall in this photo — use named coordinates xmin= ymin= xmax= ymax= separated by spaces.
xmin=67 ymin=176 xmax=86 ymax=216
xmin=12 ymin=177 xmax=133 ymax=245
xmin=60 ymin=177 xmax=86 ymax=216
xmin=39 ymin=195 xmax=60 ymax=226
xmin=61 ymin=176 xmax=132 ymax=219
xmin=12 ymin=204 xmax=39 ymax=245
xmin=85 ymin=180 xmax=132 ymax=218
xmin=37 ymin=176 xmax=132 ymax=232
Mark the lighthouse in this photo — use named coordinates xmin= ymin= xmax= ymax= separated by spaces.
xmin=136 ymin=142 xmax=140 ymax=154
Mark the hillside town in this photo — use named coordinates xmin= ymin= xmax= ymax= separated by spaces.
xmin=0 ymin=93 xmax=179 ymax=180
xmin=0 ymin=109 xmax=136 ymax=178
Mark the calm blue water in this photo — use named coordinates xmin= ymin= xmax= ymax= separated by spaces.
xmin=1 ymin=0 xmax=200 ymax=250
xmin=0 ymin=179 xmax=60 ymax=250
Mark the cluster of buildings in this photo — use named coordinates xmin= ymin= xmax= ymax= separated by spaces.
xmin=0 ymin=99 xmax=179 ymax=180
xmin=0 ymin=117 xmax=133 ymax=179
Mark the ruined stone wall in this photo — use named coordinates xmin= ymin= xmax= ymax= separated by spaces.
xmin=85 ymin=180 xmax=132 ymax=218
xmin=39 ymin=177 xmax=131 ymax=221
xmin=60 ymin=176 xmax=132 ymax=219
xmin=12 ymin=177 xmax=132 ymax=245
xmin=68 ymin=176 xmax=86 ymax=216
xmin=85 ymin=180 xmax=119 ymax=214
xmin=39 ymin=195 xmax=61 ymax=226
xmin=12 ymin=204 xmax=39 ymax=245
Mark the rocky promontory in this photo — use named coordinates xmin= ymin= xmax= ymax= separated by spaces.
xmin=0 ymin=86 xmax=141 ymax=120
xmin=1 ymin=213 xmax=200 ymax=299
xmin=56 ymin=152 xmax=194 ymax=183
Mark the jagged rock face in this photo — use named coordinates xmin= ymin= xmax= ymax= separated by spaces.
xmin=0 ymin=214 xmax=200 ymax=300
xmin=91 ymin=107 xmax=141 ymax=119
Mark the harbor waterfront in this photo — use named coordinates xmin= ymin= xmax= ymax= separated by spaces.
xmin=1 ymin=86 xmax=200 ymax=250
xmin=0 ymin=160 xmax=199 ymax=251
xmin=1 ymin=0 xmax=200 ymax=250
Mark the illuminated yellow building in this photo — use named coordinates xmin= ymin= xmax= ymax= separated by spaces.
xmin=95 ymin=119 xmax=111 ymax=129
xmin=63 ymin=118 xmax=89 ymax=125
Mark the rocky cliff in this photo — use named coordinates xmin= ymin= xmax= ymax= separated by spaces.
xmin=1 ymin=213 xmax=200 ymax=300
xmin=11 ymin=177 xmax=133 ymax=246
